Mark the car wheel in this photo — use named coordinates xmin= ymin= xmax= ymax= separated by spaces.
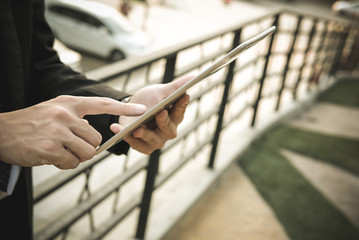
xmin=110 ymin=50 xmax=125 ymax=62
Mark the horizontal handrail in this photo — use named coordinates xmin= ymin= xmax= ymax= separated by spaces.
xmin=33 ymin=151 xmax=110 ymax=203
xmin=35 ymin=158 xmax=148 ymax=240
xmin=34 ymin=7 xmax=359 ymax=240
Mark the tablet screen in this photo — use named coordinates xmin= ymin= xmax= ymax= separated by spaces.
xmin=96 ymin=26 xmax=276 ymax=154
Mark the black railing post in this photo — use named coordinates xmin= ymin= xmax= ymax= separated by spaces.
xmin=162 ymin=53 xmax=178 ymax=84
xmin=329 ymin=28 xmax=349 ymax=75
xmin=251 ymin=14 xmax=279 ymax=127
xmin=293 ymin=18 xmax=317 ymax=100
xmin=323 ymin=24 xmax=339 ymax=75
xmin=344 ymin=26 xmax=359 ymax=71
xmin=275 ymin=15 xmax=302 ymax=111
xmin=135 ymin=150 xmax=160 ymax=239
xmin=208 ymin=28 xmax=242 ymax=169
xmin=307 ymin=20 xmax=328 ymax=90
xmin=135 ymin=53 xmax=178 ymax=239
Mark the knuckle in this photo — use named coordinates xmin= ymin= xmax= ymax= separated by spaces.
xmin=94 ymin=133 xmax=102 ymax=146
xmin=47 ymin=123 xmax=64 ymax=136
xmin=71 ymin=161 xmax=80 ymax=169
xmin=51 ymin=105 xmax=72 ymax=120
xmin=88 ymin=126 xmax=102 ymax=147
xmin=42 ymin=139 xmax=58 ymax=153
xmin=168 ymin=130 xmax=177 ymax=139
xmin=83 ymin=147 xmax=96 ymax=161
xmin=156 ymin=143 xmax=164 ymax=150
xmin=55 ymin=95 xmax=73 ymax=102
xmin=53 ymin=154 xmax=81 ymax=169
xmin=130 ymin=141 xmax=141 ymax=151
xmin=54 ymin=163 xmax=63 ymax=169
xmin=77 ymin=147 xmax=96 ymax=162
xmin=152 ymin=139 xmax=164 ymax=150
xmin=140 ymin=147 xmax=154 ymax=155
xmin=128 ymin=139 xmax=146 ymax=152
xmin=158 ymin=140 xmax=165 ymax=148
xmin=56 ymin=160 xmax=80 ymax=170
xmin=145 ymin=150 xmax=154 ymax=155
xmin=98 ymin=97 xmax=113 ymax=107
xmin=53 ymin=159 xmax=65 ymax=169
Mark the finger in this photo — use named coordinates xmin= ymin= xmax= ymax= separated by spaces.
xmin=70 ymin=119 xmax=102 ymax=148
xmin=70 ymin=96 xmax=147 ymax=117
xmin=161 ymin=76 xmax=193 ymax=96
xmin=110 ymin=123 xmax=124 ymax=134
xmin=111 ymin=124 xmax=158 ymax=154
xmin=133 ymin=127 xmax=166 ymax=149
xmin=55 ymin=150 xmax=81 ymax=169
xmin=63 ymin=133 xmax=97 ymax=162
xmin=124 ymin=133 xmax=158 ymax=155
xmin=48 ymin=147 xmax=81 ymax=170
xmin=168 ymin=93 xmax=190 ymax=125
xmin=155 ymin=110 xmax=177 ymax=139
xmin=149 ymin=94 xmax=190 ymax=138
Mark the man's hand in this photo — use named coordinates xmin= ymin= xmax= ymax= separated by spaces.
xmin=111 ymin=76 xmax=192 ymax=154
xmin=0 ymin=96 xmax=146 ymax=169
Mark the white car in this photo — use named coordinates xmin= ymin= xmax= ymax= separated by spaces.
xmin=331 ymin=1 xmax=359 ymax=20
xmin=45 ymin=0 xmax=152 ymax=61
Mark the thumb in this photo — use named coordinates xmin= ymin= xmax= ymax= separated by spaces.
xmin=161 ymin=76 xmax=193 ymax=96
xmin=110 ymin=123 xmax=124 ymax=134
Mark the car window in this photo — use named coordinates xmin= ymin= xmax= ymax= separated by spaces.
xmin=48 ymin=5 xmax=83 ymax=22
xmin=49 ymin=5 xmax=112 ymax=33
xmin=82 ymin=13 xmax=103 ymax=28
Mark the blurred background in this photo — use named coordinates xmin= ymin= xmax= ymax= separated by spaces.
xmin=35 ymin=0 xmax=359 ymax=240
xmin=48 ymin=0 xmax=352 ymax=72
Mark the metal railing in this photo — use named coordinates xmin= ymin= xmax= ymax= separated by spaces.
xmin=33 ymin=8 xmax=358 ymax=240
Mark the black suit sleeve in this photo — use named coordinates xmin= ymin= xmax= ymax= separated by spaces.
xmin=28 ymin=0 xmax=130 ymax=155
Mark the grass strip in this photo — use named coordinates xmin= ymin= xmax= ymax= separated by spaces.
xmin=239 ymin=134 xmax=359 ymax=240
xmin=319 ymin=79 xmax=359 ymax=107
xmin=238 ymin=78 xmax=359 ymax=239
xmin=269 ymin=126 xmax=359 ymax=176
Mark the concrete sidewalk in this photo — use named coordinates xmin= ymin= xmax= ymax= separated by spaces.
xmin=163 ymin=101 xmax=359 ymax=240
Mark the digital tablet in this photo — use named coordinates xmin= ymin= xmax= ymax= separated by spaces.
xmin=95 ymin=26 xmax=276 ymax=154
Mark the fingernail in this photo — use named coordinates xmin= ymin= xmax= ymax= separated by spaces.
xmin=133 ymin=128 xmax=144 ymax=138
xmin=135 ymin=104 xmax=147 ymax=113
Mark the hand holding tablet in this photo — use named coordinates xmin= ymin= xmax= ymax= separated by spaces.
xmin=96 ymin=26 xmax=276 ymax=154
